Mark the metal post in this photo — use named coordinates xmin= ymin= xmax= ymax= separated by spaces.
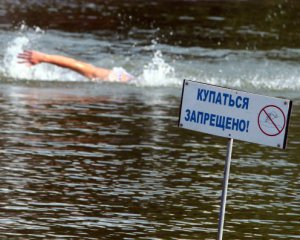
xmin=217 ymin=138 xmax=233 ymax=240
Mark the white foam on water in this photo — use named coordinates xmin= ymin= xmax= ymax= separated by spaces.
xmin=1 ymin=24 xmax=300 ymax=94
xmin=3 ymin=34 xmax=31 ymax=79
xmin=137 ymin=50 xmax=180 ymax=87
xmin=2 ymin=24 xmax=86 ymax=82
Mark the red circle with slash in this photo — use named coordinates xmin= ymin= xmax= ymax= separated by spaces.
xmin=258 ymin=105 xmax=286 ymax=136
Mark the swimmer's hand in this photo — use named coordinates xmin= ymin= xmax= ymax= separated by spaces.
xmin=17 ymin=50 xmax=45 ymax=66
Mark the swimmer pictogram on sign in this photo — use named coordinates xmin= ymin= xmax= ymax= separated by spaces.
xmin=258 ymin=105 xmax=286 ymax=136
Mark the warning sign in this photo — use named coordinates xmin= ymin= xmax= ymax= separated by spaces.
xmin=258 ymin=105 xmax=286 ymax=136
xmin=178 ymin=80 xmax=293 ymax=149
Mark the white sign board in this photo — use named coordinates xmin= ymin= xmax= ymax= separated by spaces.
xmin=179 ymin=80 xmax=292 ymax=149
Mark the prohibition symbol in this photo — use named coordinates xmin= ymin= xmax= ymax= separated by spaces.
xmin=258 ymin=105 xmax=286 ymax=136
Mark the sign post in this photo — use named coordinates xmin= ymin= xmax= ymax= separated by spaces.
xmin=217 ymin=138 xmax=233 ymax=240
xmin=178 ymin=80 xmax=292 ymax=239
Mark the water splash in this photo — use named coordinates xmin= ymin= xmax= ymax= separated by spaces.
xmin=2 ymin=27 xmax=181 ymax=86
xmin=1 ymin=24 xmax=300 ymax=94
xmin=2 ymin=23 xmax=44 ymax=79
xmin=3 ymin=35 xmax=31 ymax=79
xmin=138 ymin=50 xmax=179 ymax=87
xmin=2 ymin=24 xmax=86 ymax=82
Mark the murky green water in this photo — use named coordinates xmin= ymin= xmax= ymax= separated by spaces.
xmin=0 ymin=1 xmax=299 ymax=239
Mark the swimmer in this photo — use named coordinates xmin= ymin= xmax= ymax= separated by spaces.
xmin=17 ymin=50 xmax=134 ymax=82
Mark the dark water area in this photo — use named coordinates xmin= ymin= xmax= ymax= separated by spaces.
xmin=0 ymin=1 xmax=299 ymax=239
xmin=0 ymin=83 xmax=299 ymax=240
xmin=1 ymin=0 xmax=300 ymax=50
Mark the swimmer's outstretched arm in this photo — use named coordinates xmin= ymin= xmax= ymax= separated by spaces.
xmin=18 ymin=50 xmax=112 ymax=80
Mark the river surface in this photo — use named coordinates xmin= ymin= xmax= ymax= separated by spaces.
xmin=0 ymin=1 xmax=299 ymax=239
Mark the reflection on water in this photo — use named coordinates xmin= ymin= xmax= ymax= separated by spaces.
xmin=0 ymin=83 xmax=299 ymax=239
